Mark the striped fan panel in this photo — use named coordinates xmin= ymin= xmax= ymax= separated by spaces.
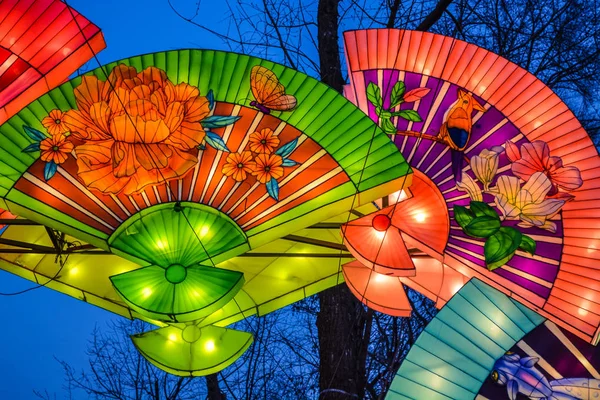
xmin=0 ymin=0 xmax=105 ymax=123
xmin=12 ymin=102 xmax=349 ymax=238
xmin=0 ymin=49 xmax=409 ymax=252
xmin=387 ymin=279 xmax=545 ymax=400
xmin=344 ymin=29 xmax=600 ymax=344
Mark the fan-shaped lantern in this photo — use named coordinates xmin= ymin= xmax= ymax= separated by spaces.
xmin=389 ymin=278 xmax=600 ymax=400
xmin=0 ymin=45 xmax=411 ymax=374
xmin=0 ymin=0 xmax=105 ymax=124
xmin=387 ymin=278 xmax=545 ymax=399
xmin=343 ymin=29 xmax=600 ymax=345
xmin=132 ymin=324 xmax=253 ymax=377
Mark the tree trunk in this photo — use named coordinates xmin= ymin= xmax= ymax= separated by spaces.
xmin=316 ymin=1 xmax=370 ymax=399
xmin=206 ymin=373 xmax=225 ymax=400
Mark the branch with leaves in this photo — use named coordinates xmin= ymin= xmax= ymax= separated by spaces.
xmin=366 ymin=82 xmax=429 ymax=134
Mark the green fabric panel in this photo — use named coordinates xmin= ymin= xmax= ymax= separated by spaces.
xmin=386 ymin=278 xmax=544 ymax=400
xmin=132 ymin=325 xmax=253 ymax=377
xmin=110 ymin=264 xmax=244 ymax=322
xmin=4 ymin=195 xmax=109 ymax=250
xmin=109 ymin=202 xmax=248 ymax=267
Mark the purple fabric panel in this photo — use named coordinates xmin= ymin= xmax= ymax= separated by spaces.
xmin=363 ymin=70 xmax=378 ymax=122
xmin=522 ymin=324 xmax=594 ymax=379
xmin=493 ymin=268 xmax=551 ymax=298
xmin=380 ymin=69 xmax=399 ymax=110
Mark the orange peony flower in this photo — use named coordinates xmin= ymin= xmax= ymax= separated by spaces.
xmin=252 ymin=153 xmax=284 ymax=184
xmin=248 ymin=128 xmax=280 ymax=154
xmin=62 ymin=64 xmax=211 ymax=195
xmin=41 ymin=110 xmax=70 ymax=136
xmin=39 ymin=134 xmax=74 ymax=165
xmin=222 ymin=151 xmax=255 ymax=182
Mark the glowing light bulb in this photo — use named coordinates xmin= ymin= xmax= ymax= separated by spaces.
xmin=578 ymin=308 xmax=588 ymax=316
xmin=69 ymin=267 xmax=79 ymax=276
xmin=374 ymin=230 xmax=386 ymax=239
xmin=168 ymin=333 xmax=177 ymax=342
xmin=156 ymin=240 xmax=166 ymax=249
xmin=200 ymin=225 xmax=209 ymax=237
xmin=204 ymin=339 xmax=215 ymax=352
xmin=415 ymin=212 xmax=427 ymax=223
xmin=373 ymin=273 xmax=388 ymax=283
xmin=62 ymin=47 xmax=71 ymax=56
xmin=142 ymin=287 xmax=152 ymax=298
xmin=534 ymin=121 xmax=542 ymax=129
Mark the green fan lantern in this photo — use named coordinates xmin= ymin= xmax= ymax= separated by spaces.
xmin=0 ymin=49 xmax=412 ymax=375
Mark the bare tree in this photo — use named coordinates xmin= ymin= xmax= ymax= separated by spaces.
xmin=39 ymin=319 xmax=206 ymax=400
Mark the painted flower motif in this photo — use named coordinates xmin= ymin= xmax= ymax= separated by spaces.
xmin=505 ymin=140 xmax=583 ymax=194
xmin=62 ymin=64 xmax=210 ymax=195
xmin=248 ymin=128 xmax=279 ymax=154
xmin=471 ymin=148 xmax=499 ymax=190
xmin=41 ymin=110 xmax=70 ymax=136
xmin=39 ymin=134 xmax=74 ymax=165
xmin=491 ymin=172 xmax=565 ymax=233
xmin=222 ymin=151 xmax=255 ymax=182
xmin=457 ymin=172 xmax=483 ymax=201
xmin=252 ymin=153 xmax=284 ymax=184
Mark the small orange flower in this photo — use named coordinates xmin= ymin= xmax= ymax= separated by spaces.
xmin=252 ymin=153 xmax=284 ymax=184
xmin=39 ymin=134 xmax=74 ymax=164
xmin=248 ymin=128 xmax=280 ymax=154
xmin=41 ymin=110 xmax=69 ymax=136
xmin=222 ymin=151 xmax=255 ymax=182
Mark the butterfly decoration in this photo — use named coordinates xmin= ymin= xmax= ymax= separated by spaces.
xmin=249 ymin=66 xmax=297 ymax=114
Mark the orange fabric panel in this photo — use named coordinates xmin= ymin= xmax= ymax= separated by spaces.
xmin=0 ymin=0 xmax=106 ymax=124
xmin=342 ymin=261 xmax=412 ymax=317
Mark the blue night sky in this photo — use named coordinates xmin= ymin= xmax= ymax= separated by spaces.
xmin=0 ymin=1 xmax=231 ymax=398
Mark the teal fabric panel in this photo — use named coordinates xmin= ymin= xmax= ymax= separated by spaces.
xmin=386 ymin=278 xmax=544 ymax=400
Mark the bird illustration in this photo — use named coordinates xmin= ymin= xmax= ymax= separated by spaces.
xmin=439 ymin=89 xmax=486 ymax=182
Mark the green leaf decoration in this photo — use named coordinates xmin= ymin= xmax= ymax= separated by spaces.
xmin=390 ymin=81 xmax=406 ymax=108
xmin=22 ymin=142 xmax=40 ymax=153
xmin=395 ymin=110 xmax=422 ymax=122
xmin=266 ymin=177 xmax=280 ymax=201
xmin=201 ymin=115 xmax=240 ymax=129
xmin=464 ymin=216 xmax=501 ymax=238
xmin=470 ymin=201 xmax=500 ymax=220
xmin=519 ymin=235 xmax=537 ymax=256
xmin=275 ymin=138 xmax=298 ymax=158
xmin=204 ymin=131 xmax=230 ymax=152
xmin=44 ymin=161 xmax=57 ymax=181
xmin=379 ymin=109 xmax=392 ymax=119
xmin=454 ymin=205 xmax=475 ymax=229
xmin=380 ymin=118 xmax=397 ymax=134
xmin=367 ymin=83 xmax=383 ymax=108
xmin=484 ymin=226 xmax=522 ymax=271
xmin=23 ymin=125 xmax=47 ymax=141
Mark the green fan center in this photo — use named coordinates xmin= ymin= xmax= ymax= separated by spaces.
xmin=182 ymin=325 xmax=202 ymax=343
xmin=165 ymin=264 xmax=187 ymax=284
